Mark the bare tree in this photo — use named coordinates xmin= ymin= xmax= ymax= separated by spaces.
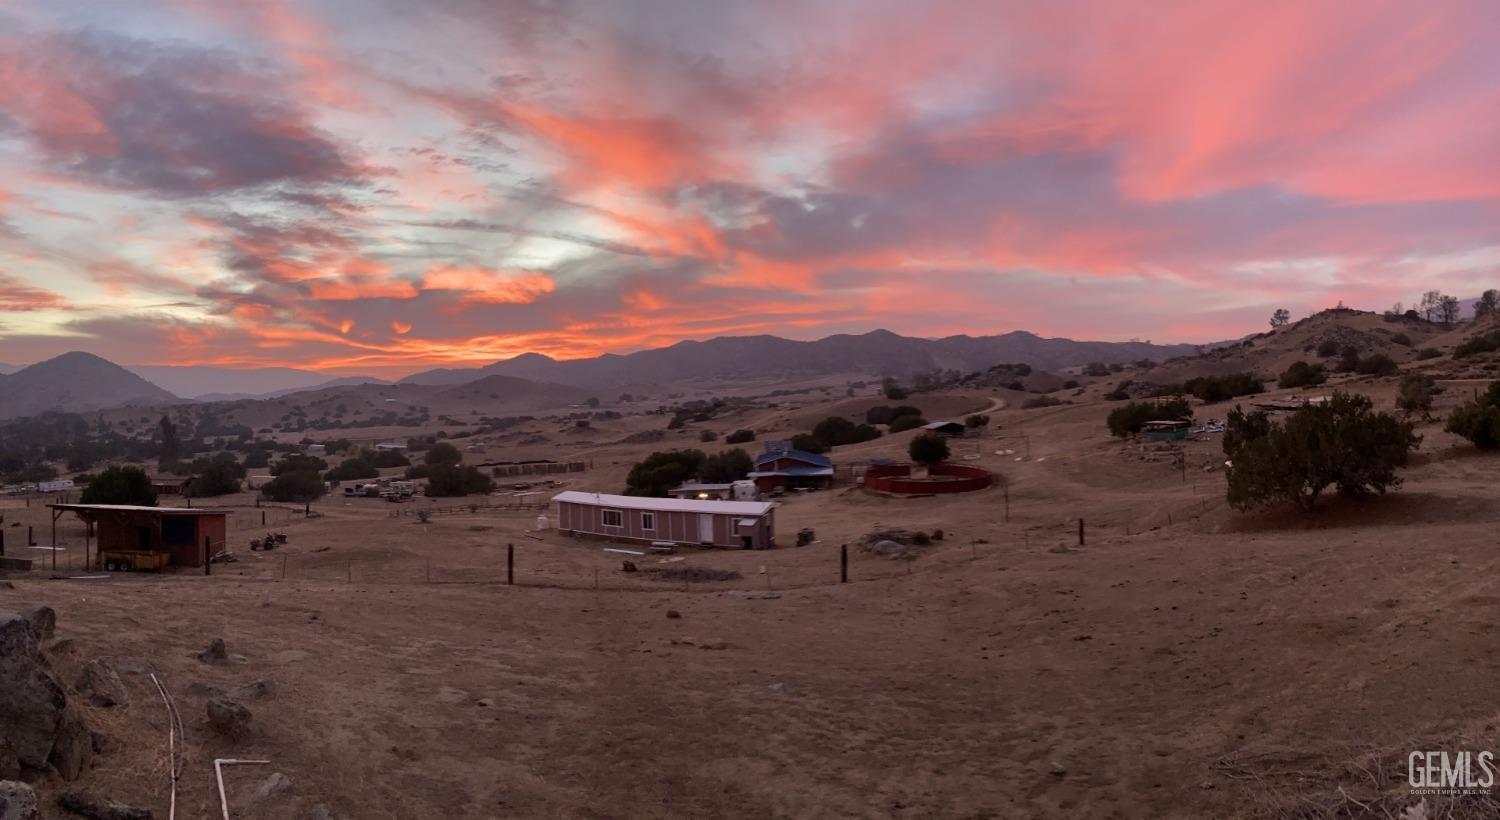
xmin=1419 ymin=290 xmax=1443 ymax=322
xmin=1438 ymin=294 xmax=1460 ymax=325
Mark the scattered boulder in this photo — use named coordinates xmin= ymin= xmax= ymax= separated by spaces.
xmin=621 ymin=561 xmax=638 ymax=573
xmin=255 ymin=772 xmax=291 ymax=801
xmin=867 ymin=539 xmax=907 ymax=557
xmin=197 ymin=639 xmax=228 ymax=664
xmin=56 ymin=791 xmax=151 ymax=820
xmin=75 ymin=661 xmax=129 ymax=708
xmin=205 ymin=699 xmax=251 ymax=738
xmin=0 ymin=582 xmax=13 ymax=591
xmin=186 ymin=683 xmax=225 ymax=699
xmin=0 ymin=780 xmax=38 ymax=820
xmin=49 ymin=706 xmax=93 ymax=781
xmin=306 ymin=805 xmax=334 ymax=820
xmin=665 ymin=610 xmax=681 ymax=619
xmin=0 ymin=614 xmax=68 ymax=773
xmin=17 ymin=608 xmax=53 ymax=642
xmin=231 ymin=680 xmax=275 ymax=700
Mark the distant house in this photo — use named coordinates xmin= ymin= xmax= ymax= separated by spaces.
xmin=306 ymin=443 xmax=327 ymax=454
xmin=151 ymin=478 xmax=188 ymax=496
xmin=552 ymin=491 xmax=776 ymax=549
xmin=748 ymin=442 xmax=834 ymax=493
xmin=667 ymin=480 xmax=757 ymax=501
xmin=374 ymin=441 xmax=406 ymax=451
xmin=920 ymin=420 xmax=966 ymax=437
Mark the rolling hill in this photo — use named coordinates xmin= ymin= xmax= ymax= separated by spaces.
xmin=402 ymin=329 xmax=1204 ymax=388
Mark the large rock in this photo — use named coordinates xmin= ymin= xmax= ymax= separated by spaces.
xmin=255 ymin=772 xmax=291 ymax=801
xmin=206 ymin=699 xmax=251 ymax=738
xmin=48 ymin=706 xmax=93 ymax=781
xmin=0 ymin=780 xmax=38 ymax=820
xmin=0 ymin=615 xmax=67 ymax=772
xmin=75 ymin=661 xmax=129 ymax=708
xmin=197 ymin=639 xmax=228 ymax=664
xmin=17 ymin=608 xmax=53 ymax=643
xmin=56 ymin=791 xmax=150 ymax=820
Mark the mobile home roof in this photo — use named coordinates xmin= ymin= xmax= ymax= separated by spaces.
xmin=552 ymin=491 xmax=774 ymax=516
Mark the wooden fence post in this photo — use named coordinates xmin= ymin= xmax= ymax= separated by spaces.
xmin=840 ymin=543 xmax=848 ymax=583
xmin=204 ymin=536 xmax=211 ymax=576
xmin=1078 ymin=518 xmax=1085 ymax=547
xmin=507 ymin=543 xmax=514 ymax=586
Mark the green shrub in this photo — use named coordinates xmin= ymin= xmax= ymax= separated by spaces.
xmin=888 ymin=415 xmax=927 ymax=433
xmin=370 ymin=450 xmax=410 ymax=468
xmin=725 ymin=429 xmax=755 ymax=444
xmin=789 ymin=433 xmax=830 ymax=454
xmin=1445 ymin=382 xmax=1500 ymax=449
xmin=1224 ymin=392 xmax=1418 ymax=512
xmin=811 ymin=416 xmax=882 ymax=447
xmin=261 ymin=470 xmax=326 ymax=502
xmin=1181 ymin=372 xmax=1264 ymax=403
xmin=908 ymin=433 xmax=950 ymax=465
xmin=701 ymin=448 xmax=753 ymax=483
xmin=699 ymin=430 xmax=718 ymax=442
xmin=272 ymin=454 xmax=326 ymax=476
xmin=1316 ymin=339 xmax=1340 ymax=358
xmin=424 ymin=442 xmax=462 ymax=465
xmin=1391 ymin=333 xmax=1412 ymax=347
xmin=1106 ymin=398 xmax=1192 ymax=437
xmin=1355 ymin=353 xmax=1398 ymax=376
xmin=404 ymin=464 xmax=432 ymax=480
xmin=186 ymin=459 xmax=242 ymax=498
xmin=1396 ymin=372 xmax=1440 ymax=416
xmin=625 ymin=450 xmax=706 ymax=497
xmin=1454 ymin=331 xmax=1500 ymax=359
xmin=1278 ymin=361 xmax=1327 ymax=388
xmin=325 ymin=458 xmax=379 ymax=482
xmin=1021 ymin=395 xmax=1065 ymax=409
xmin=82 ymin=465 xmax=158 ymax=506
xmin=425 ymin=465 xmax=496 ymax=497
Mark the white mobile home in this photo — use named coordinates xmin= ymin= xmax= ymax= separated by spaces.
xmin=552 ymin=491 xmax=776 ymax=549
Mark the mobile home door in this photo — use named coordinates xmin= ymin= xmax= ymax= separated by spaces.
xmin=697 ymin=514 xmax=714 ymax=543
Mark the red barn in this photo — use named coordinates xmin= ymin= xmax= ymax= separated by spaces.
xmin=748 ymin=443 xmax=834 ymax=493
xmin=49 ymin=504 xmax=230 ymax=571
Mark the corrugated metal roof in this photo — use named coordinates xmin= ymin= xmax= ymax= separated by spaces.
xmin=755 ymin=447 xmax=833 ymax=468
xmin=48 ymin=504 xmax=231 ymax=514
xmin=552 ymin=491 xmax=774 ymax=516
xmin=747 ymin=466 xmax=834 ymax=477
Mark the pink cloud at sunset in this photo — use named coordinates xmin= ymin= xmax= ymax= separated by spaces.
xmin=0 ymin=0 xmax=1494 ymax=375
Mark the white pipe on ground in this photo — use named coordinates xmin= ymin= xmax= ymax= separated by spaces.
xmin=214 ymin=758 xmax=270 ymax=820
xmin=148 ymin=674 xmax=176 ymax=820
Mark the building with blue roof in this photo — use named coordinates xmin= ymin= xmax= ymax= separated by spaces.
xmin=748 ymin=441 xmax=835 ymax=493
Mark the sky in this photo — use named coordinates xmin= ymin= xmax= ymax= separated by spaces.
xmin=0 ymin=0 xmax=1496 ymax=376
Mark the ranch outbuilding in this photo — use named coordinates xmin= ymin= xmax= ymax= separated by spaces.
xmin=552 ymin=491 xmax=777 ymax=549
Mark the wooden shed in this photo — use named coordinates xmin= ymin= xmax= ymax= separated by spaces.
xmin=552 ymin=491 xmax=777 ymax=549
xmin=48 ymin=504 xmax=230 ymax=571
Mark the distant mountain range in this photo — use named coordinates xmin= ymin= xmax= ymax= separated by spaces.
xmin=400 ymin=329 xmax=1203 ymax=388
xmin=0 ymin=352 xmax=178 ymax=419
xmin=0 ymin=329 xmax=1204 ymax=419
xmin=125 ymin=365 xmax=388 ymax=400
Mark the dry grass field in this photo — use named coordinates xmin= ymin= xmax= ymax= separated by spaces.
xmin=4 ymin=368 xmax=1500 ymax=819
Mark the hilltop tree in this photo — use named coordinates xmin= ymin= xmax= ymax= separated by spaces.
xmin=965 ymin=414 xmax=991 ymax=429
xmin=1269 ymin=308 xmax=1290 ymax=329
xmin=701 ymin=448 xmax=754 ymax=483
xmin=424 ymin=442 xmax=462 ymax=466
xmin=908 ymin=432 xmax=951 ymax=466
xmin=1476 ymin=290 xmax=1500 ymax=320
xmin=424 ymin=465 xmax=496 ymax=497
xmin=1223 ymin=392 xmax=1418 ymax=512
xmin=1420 ymin=290 xmax=1442 ymax=322
xmin=1438 ymin=294 xmax=1461 ymax=325
xmin=81 ymin=465 xmax=158 ymax=506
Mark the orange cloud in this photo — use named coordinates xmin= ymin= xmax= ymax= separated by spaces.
xmin=421 ymin=265 xmax=555 ymax=304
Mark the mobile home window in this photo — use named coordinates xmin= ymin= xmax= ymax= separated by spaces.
xmin=601 ymin=509 xmax=623 ymax=528
xmin=641 ymin=512 xmax=656 ymax=531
